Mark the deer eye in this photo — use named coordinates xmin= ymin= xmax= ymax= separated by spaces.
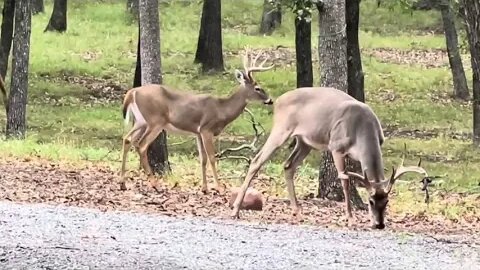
xmin=369 ymin=199 xmax=374 ymax=206
xmin=254 ymin=86 xmax=261 ymax=91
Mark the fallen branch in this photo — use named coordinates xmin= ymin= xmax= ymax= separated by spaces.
xmin=215 ymin=108 xmax=265 ymax=162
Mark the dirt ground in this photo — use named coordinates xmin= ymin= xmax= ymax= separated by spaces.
xmin=1 ymin=157 xmax=478 ymax=239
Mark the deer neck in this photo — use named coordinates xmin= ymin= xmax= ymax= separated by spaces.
xmin=359 ymin=140 xmax=385 ymax=183
xmin=219 ymin=87 xmax=248 ymax=122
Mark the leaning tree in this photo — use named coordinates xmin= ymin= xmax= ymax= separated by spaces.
xmin=6 ymin=0 xmax=32 ymax=139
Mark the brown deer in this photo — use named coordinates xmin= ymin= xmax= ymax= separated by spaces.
xmin=120 ymin=47 xmax=275 ymax=193
xmin=0 ymin=75 xmax=8 ymax=113
xmin=230 ymin=87 xmax=429 ymax=229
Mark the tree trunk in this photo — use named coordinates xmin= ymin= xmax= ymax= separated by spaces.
xmin=139 ymin=0 xmax=170 ymax=174
xmin=461 ymin=0 xmax=480 ymax=145
xmin=0 ymin=0 xmax=14 ymax=80
xmin=437 ymin=0 xmax=470 ymax=100
xmin=295 ymin=17 xmax=313 ymax=88
xmin=194 ymin=0 xmax=224 ymax=73
xmin=346 ymin=0 xmax=365 ymax=102
xmin=127 ymin=0 xmax=139 ymax=20
xmin=31 ymin=0 xmax=44 ymax=15
xmin=260 ymin=0 xmax=282 ymax=35
xmin=44 ymin=0 xmax=67 ymax=33
xmin=316 ymin=0 xmax=366 ymax=210
xmin=6 ymin=0 xmax=31 ymax=139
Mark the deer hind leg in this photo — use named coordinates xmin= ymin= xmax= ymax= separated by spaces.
xmin=230 ymin=125 xmax=293 ymax=219
xmin=137 ymin=125 xmax=164 ymax=192
xmin=283 ymin=137 xmax=312 ymax=217
xmin=119 ymin=123 xmax=146 ymax=190
xmin=200 ymin=131 xmax=223 ymax=192
xmin=196 ymin=135 xmax=209 ymax=193
xmin=331 ymin=150 xmax=354 ymax=222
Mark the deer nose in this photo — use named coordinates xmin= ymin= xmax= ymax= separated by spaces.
xmin=264 ymin=98 xmax=273 ymax=105
xmin=375 ymin=223 xmax=385 ymax=230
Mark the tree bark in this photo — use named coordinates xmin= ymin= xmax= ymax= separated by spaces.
xmin=44 ymin=0 xmax=67 ymax=33
xmin=31 ymin=0 xmax=44 ymax=15
xmin=194 ymin=0 xmax=224 ymax=73
xmin=127 ymin=0 xmax=139 ymax=20
xmin=0 ymin=0 xmax=15 ymax=80
xmin=437 ymin=0 xmax=470 ymax=100
xmin=6 ymin=0 xmax=31 ymax=139
xmin=139 ymin=0 xmax=170 ymax=174
xmin=461 ymin=0 xmax=480 ymax=145
xmin=316 ymin=0 xmax=366 ymax=210
xmin=295 ymin=17 xmax=313 ymax=88
xmin=346 ymin=0 xmax=365 ymax=102
xmin=260 ymin=0 xmax=282 ymax=35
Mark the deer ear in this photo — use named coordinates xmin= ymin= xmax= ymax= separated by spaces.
xmin=234 ymin=69 xmax=246 ymax=85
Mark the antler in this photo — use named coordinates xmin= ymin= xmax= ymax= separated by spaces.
xmin=242 ymin=46 xmax=274 ymax=78
xmin=384 ymin=143 xmax=428 ymax=193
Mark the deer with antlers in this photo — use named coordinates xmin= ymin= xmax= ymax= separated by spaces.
xmin=120 ymin=47 xmax=275 ymax=192
xmin=230 ymin=87 xmax=429 ymax=229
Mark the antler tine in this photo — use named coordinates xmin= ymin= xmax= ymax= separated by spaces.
xmin=242 ymin=46 xmax=251 ymax=74
xmin=244 ymin=49 xmax=275 ymax=76
xmin=385 ymin=145 xmax=428 ymax=193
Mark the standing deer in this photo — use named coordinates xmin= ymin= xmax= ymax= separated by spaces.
xmin=120 ymin=48 xmax=275 ymax=193
xmin=230 ymin=87 xmax=429 ymax=229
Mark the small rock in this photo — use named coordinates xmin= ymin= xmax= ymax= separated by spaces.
xmin=228 ymin=187 xmax=264 ymax=211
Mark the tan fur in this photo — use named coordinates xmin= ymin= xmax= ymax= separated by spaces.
xmin=230 ymin=87 xmax=427 ymax=229
xmin=0 ymin=74 xmax=8 ymax=113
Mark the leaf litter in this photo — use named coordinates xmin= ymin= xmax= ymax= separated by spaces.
xmin=0 ymin=157 xmax=479 ymax=241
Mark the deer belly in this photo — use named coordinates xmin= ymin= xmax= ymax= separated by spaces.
xmin=163 ymin=124 xmax=193 ymax=136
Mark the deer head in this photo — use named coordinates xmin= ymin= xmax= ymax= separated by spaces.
xmin=347 ymin=144 xmax=428 ymax=229
xmin=234 ymin=47 xmax=275 ymax=105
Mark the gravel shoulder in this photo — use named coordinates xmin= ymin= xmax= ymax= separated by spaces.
xmin=0 ymin=201 xmax=478 ymax=270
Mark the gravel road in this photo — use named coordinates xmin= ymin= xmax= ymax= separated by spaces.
xmin=0 ymin=201 xmax=478 ymax=270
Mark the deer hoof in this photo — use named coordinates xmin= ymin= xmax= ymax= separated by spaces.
xmin=230 ymin=210 xmax=241 ymax=220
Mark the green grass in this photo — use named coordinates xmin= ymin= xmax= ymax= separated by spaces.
xmin=0 ymin=0 xmax=478 ymax=220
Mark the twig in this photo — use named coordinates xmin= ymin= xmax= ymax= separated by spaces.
xmin=215 ymin=108 xmax=265 ymax=161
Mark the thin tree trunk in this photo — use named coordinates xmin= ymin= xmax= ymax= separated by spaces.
xmin=437 ymin=0 xmax=470 ymax=100
xmin=0 ymin=0 xmax=15 ymax=80
xmin=295 ymin=17 xmax=313 ymax=88
xmin=316 ymin=0 xmax=366 ymax=210
xmin=346 ymin=0 xmax=365 ymax=102
xmin=139 ymin=0 xmax=170 ymax=174
xmin=44 ymin=0 xmax=67 ymax=33
xmin=6 ymin=0 xmax=31 ymax=139
xmin=194 ymin=0 xmax=224 ymax=73
xmin=31 ymin=0 xmax=44 ymax=15
xmin=260 ymin=0 xmax=282 ymax=35
xmin=461 ymin=0 xmax=480 ymax=145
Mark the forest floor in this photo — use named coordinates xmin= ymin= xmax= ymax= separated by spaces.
xmin=1 ymin=156 xmax=479 ymax=238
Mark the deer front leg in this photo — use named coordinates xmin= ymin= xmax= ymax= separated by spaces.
xmin=200 ymin=131 xmax=223 ymax=192
xmin=283 ymin=138 xmax=311 ymax=217
xmin=231 ymin=125 xmax=291 ymax=219
xmin=331 ymin=150 xmax=354 ymax=223
xmin=196 ymin=135 xmax=209 ymax=193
